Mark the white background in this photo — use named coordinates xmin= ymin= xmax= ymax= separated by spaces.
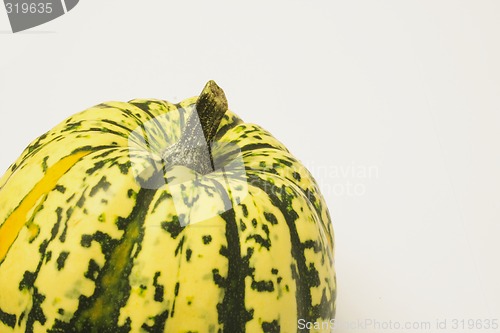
xmin=1 ymin=1 xmax=500 ymax=332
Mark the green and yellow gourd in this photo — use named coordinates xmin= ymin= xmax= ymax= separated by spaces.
xmin=0 ymin=81 xmax=336 ymax=333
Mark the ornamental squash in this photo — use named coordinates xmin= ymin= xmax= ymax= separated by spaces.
xmin=0 ymin=81 xmax=336 ymax=333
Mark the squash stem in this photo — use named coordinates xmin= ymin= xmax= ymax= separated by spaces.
xmin=162 ymin=80 xmax=228 ymax=174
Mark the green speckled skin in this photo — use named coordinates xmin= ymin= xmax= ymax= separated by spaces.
xmin=0 ymin=85 xmax=335 ymax=333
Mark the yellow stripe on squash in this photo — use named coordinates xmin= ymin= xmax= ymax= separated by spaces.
xmin=0 ymin=150 xmax=92 ymax=263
